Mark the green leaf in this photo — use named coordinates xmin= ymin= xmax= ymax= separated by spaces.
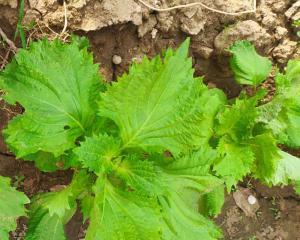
xmin=38 ymin=170 xmax=92 ymax=218
xmin=275 ymin=60 xmax=300 ymax=92
xmin=99 ymin=39 xmax=225 ymax=156
xmin=259 ymin=60 xmax=300 ymax=147
xmin=1 ymin=39 xmax=103 ymax=161
xmin=160 ymin=173 xmax=222 ymax=240
xmin=74 ymin=134 xmax=121 ymax=174
xmin=199 ymin=184 xmax=225 ymax=217
xmin=116 ymin=154 xmax=165 ymax=197
xmin=250 ymin=133 xmax=281 ymax=180
xmin=217 ymin=96 xmax=259 ymax=142
xmin=80 ymin=195 xmax=94 ymax=222
xmin=164 ymin=146 xmax=217 ymax=176
xmin=24 ymin=171 xmax=91 ymax=240
xmin=71 ymin=35 xmax=90 ymax=50
xmin=85 ymin=177 xmax=161 ymax=240
xmin=229 ymin=40 xmax=272 ymax=86
xmin=213 ymin=136 xmax=255 ymax=190
xmin=264 ymin=151 xmax=300 ymax=186
xmin=25 ymin=207 xmax=67 ymax=240
xmin=257 ymin=99 xmax=289 ymax=144
xmin=0 ymin=176 xmax=30 ymax=240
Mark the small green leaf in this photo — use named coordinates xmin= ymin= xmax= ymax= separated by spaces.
xmin=199 ymin=184 xmax=225 ymax=217
xmin=0 ymin=176 xmax=30 ymax=240
xmin=259 ymin=60 xmax=300 ymax=147
xmin=116 ymin=154 xmax=165 ymax=197
xmin=217 ymin=96 xmax=259 ymax=142
xmin=80 ymin=195 xmax=94 ymax=222
xmin=213 ymin=136 xmax=255 ymax=190
xmin=74 ymin=134 xmax=121 ymax=174
xmin=24 ymin=172 xmax=91 ymax=240
xmin=229 ymin=40 xmax=272 ymax=86
xmin=264 ymin=151 xmax=300 ymax=186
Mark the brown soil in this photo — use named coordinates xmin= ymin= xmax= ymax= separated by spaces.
xmin=1 ymin=0 xmax=300 ymax=239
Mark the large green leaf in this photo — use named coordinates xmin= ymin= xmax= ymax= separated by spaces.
xmin=250 ymin=133 xmax=281 ymax=180
xmin=82 ymin=148 xmax=223 ymax=239
xmin=229 ymin=40 xmax=272 ymax=86
xmin=99 ymin=39 xmax=225 ymax=156
xmin=85 ymin=177 xmax=161 ymax=240
xmin=25 ymin=207 xmax=67 ymax=240
xmin=160 ymin=173 xmax=222 ymax=240
xmin=0 ymin=39 xmax=103 ymax=161
xmin=0 ymin=176 xmax=30 ymax=240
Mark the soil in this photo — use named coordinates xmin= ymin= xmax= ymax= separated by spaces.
xmin=0 ymin=0 xmax=300 ymax=239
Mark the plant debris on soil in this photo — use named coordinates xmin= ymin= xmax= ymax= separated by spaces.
xmin=0 ymin=0 xmax=300 ymax=239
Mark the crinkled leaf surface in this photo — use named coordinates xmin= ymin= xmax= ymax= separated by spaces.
xmin=264 ymin=151 xmax=300 ymax=186
xmin=160 ymin=174 xmax=222 ymax=240
xmin=0 ymin=39 xmax=103 ymax=161
xmin=250 ymin=133 xmax=281 ymax=180
xmin=40 ymin=171 xmax=91 ymax=218
xmin=74 ymin=134 xmax=121 ymax=174
xmin=25 ymin=171 xmax=91 ymax=239
xmin=79 ymin=140 xmax=222 ymax=239
xmin=99 ymin=39 xmax=225 ymax=155
xmin=116 ymin=154 xmax=164 ymax=197
xmin=275 ymin=60 xmax=300 ymax=92
xmin=199 ymin=184 xmax=225 ymax=217
xmin=0 ymin=176 xmax=30 ymax=240
xmin=165 ymin=146 xmax=217 ymax=176
xmin=217 ymin=96 xmax=259 ymax=142
xmin=229 ymin=40 xmax=272 ymax=86
xmin=85 ymin=177 xmax=161 ymax=240
xmin=25 ymin=207 xmax=67 ymax=240
xmin=213 ymin=136 xmax=255 ymax=190
xmin=259 ymin=60 xmax=300 ymax=147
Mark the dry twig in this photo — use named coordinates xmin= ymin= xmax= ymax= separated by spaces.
xmin=60 ymin=0 xmax=68 ymax=35
xmin=0 ymin=27 xmax=18 ymax=53
xmin=137 ymin=0 xmax=256 ymax=15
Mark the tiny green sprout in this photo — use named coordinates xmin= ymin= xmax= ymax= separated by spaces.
xmin=292 ymin=20 xmax=300 ymax=38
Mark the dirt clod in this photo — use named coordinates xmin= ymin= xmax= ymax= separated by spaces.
xmin=214 ymin=20 xmax=272 ymax=55
xmin=233 ymin=187 xmax=260 ymax=217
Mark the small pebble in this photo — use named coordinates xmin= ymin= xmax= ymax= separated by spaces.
xmin=112 ymin=55 xmax=122 ymax=65
xmin=151 ymin=28 xmax=158 ymax=39
xmin=248 ymin=195 xmax=257 ymax=205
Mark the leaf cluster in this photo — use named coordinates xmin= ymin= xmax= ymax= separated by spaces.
xmin=0 ymin=38 xmax=299 ymax=239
